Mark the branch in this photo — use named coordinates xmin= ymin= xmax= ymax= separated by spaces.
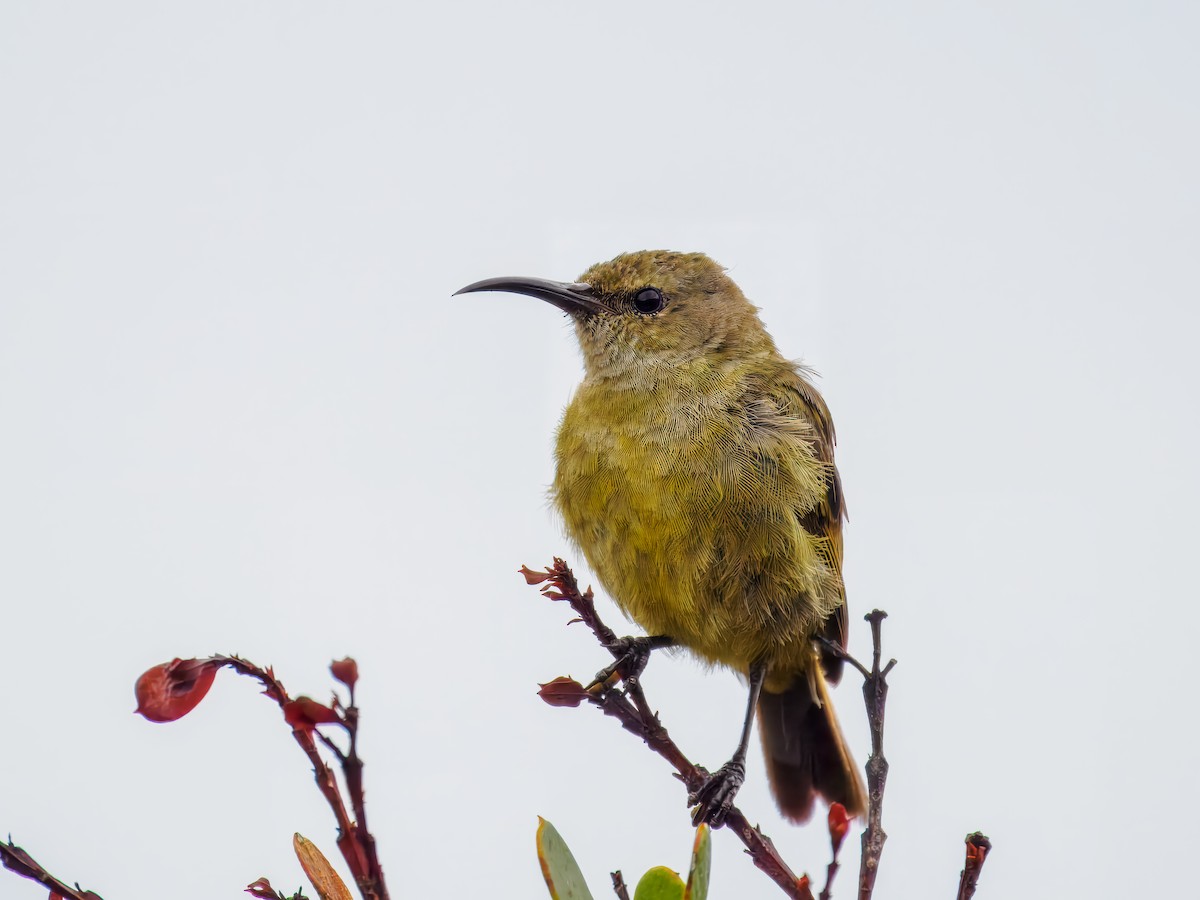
xmin=213 ymin=657 xmax=375 ymax=899
xmin=4 ymin=656 xmax=385 ymax=900
xmin=129 ymin=654 xmax=387 ymax=900
xmin=857 ymin=610 xmax=896 ymax=900
xmin=341 ymin=695 xmax=386 ymax=900
xmin=524 ymin=559 xmax=813 ymax=900
xmin=213 ymin=656 xmax=388 ymax=900
xmin=610 ymin=870 xmax=632 ymax=900
xmin=955 ymin=832 xmax=992 ymax=900
xmin=818 ymin=803 xmax=850 ymax=900
xmin=0 ymin=840 xmax=103 ymax=900
xmin=821 ymin=610 xmax=896 ymax=900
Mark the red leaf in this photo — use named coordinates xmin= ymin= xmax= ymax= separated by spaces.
xmin=134 ymin=658 xmax=221 ymax=723
xmin=519 ymin=565 xmax=552 ymax=585
xmin=283 ymin=696 xmax=341 ymax=731
xmin=827 ymin=801 xmax=851 ymax=855
xmin=537 ymin=677 xmax=588 ymax=708
xmin=329 ymin=657 xmax=358 ymax=689
xmin=245 ymin=877 xmax=279 ymax=900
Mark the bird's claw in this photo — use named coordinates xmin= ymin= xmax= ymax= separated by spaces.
xmin=589 ymin=635 xmax=661 ymax=690
xmin=688 ymin=759 xmax=745 ymax=828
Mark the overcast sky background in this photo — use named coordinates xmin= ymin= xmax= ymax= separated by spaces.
xmin=2 ymin=3 xmax=1197 ymax=899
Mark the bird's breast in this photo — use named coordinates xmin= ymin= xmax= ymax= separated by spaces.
xmin=552 ymin=372 xmax=839 ymax=675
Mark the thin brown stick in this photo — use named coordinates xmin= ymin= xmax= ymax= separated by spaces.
xmin=524 ymin=559 xmax=812 ymax=900
xmin=955 ymin=832 xmax=992 ymax=900
xmin=818 ymin=845 xmax=840 ymax=900
xmin=342 ymin=696 xmax=387 ymax=900
xmin=818 ymin=857 xmax=839 ymax=900
xmin=0 ymin=840 xmax=104 ymax=900
xmin=817 ymin=804 xmax=849 ymax=900
xmin=851 ymin=612 xmax=896 ymax=900
xmin=611 ymin=870 xmax=632 ymax=900
xmin=215 ymin=656 xmax=388 ymax=900
xmin=3 ymin=655 xmax=387 ymax=900
xmin=822 ymin=612 xmax=896 ymax=900
xmin=216 ymin=657 xmax=361 ymax=886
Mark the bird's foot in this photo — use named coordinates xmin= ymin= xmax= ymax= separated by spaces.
xmin=590 ymin=635 xmax=672 ymax=692
xmin=688 ymin=758 xmax=746 ymax=828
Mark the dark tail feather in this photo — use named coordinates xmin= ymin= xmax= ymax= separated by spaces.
xmin=757 ymin=669 xmax=867 ymax=823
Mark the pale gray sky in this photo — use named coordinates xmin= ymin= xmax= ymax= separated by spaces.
xmin=2 ymin=3 xmax=1196 ymax=899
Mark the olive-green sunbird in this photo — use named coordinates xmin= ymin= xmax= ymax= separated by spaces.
xmin=459 ymin=250 xmax=867 ymax=825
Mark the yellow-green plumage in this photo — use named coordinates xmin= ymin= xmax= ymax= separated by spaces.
xmin=554 ymin=340 xmax=841 ymax=688
xmin=458 ymin=250 xmax=866 ymax=824
xmin=553 ymin=253 xmax=841 ymax=691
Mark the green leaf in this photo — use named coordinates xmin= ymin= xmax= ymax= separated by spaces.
xmin=684 ymin=824 xmax=711 ymax=900
xmin=536 ymin=817 xmax=595 ymax=900
xmin=633 ymin=866 xmax=685 ymax=900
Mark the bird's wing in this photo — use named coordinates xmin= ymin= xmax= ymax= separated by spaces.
xmin=774 ymin=366 xmax=849 ymax=683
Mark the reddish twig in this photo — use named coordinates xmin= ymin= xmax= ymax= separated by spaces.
xmin=955 ymin=832 xmax=992 ymax=900
xmin=611 ymin=870 xmax=632 ymax=900
xmin=524 ymin=559 xmax=812 ymax=900
xmin=4 ymin=655 xmax=386 ymax=900
xmin=213 ymin=655 xmax=388 ymax=900
xmin=0 ymin=840 xmax=103 ymax=900
xmin=215 ymin=657 xmax=369 ymax=897
xmin=341 ymin=689 xmax=386 ymax=900
xmin=819 ymin=803 xmax=850 ymax=900
xmin=819 ymin=858 xmax=839 ymax=900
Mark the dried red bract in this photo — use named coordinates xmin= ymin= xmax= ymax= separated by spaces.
xmin=329 ymin=657 xmax=358 ymax=689
xmin=283 ymin=696 xmax=341 ymax=731
xmin=245 ymin=877 xmax=279 ymax=900
xmin=828 ymin=801 xmax=851 ymax=855
xmin=519 ymin=565 xmax=553 ymax=585
xmin=134 ymin=657 xmax=222 ymax=723
xmin=537 ymin=677 xmax=589 ymax=708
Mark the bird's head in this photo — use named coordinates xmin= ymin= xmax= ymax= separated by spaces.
xmin=456 ymin=250 xmax=777 ymax=376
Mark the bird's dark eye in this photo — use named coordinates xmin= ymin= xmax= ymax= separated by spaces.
xmin=633 ymin=287 xmax=665 ymax=315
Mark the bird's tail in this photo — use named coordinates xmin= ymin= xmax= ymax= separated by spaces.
xmin=757 ymin=668 xmax=867 ymax=823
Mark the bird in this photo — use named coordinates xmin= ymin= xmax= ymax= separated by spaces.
xmin=456 ymin=250 xmax=867 ymax=827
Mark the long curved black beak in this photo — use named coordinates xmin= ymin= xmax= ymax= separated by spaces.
xmin=454 ymin=277 xmax=607 ymax=316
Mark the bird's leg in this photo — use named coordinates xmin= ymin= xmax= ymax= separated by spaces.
xmin=689 ymin=660 xmax=767 ymax=828
xmin=590 ymin=634 xmax=675 ymax=692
